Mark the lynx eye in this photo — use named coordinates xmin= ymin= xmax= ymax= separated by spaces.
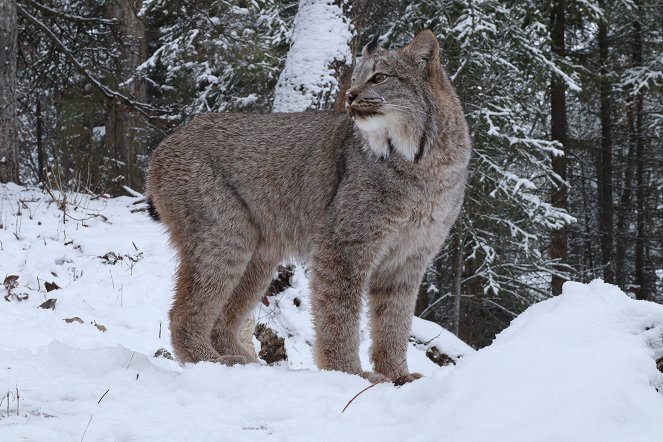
xmin=371 ymin=73 xmax=387 ymax=84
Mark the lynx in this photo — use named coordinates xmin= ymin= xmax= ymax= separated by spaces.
xmin=147 ymin=30 xmax=471 ymax=384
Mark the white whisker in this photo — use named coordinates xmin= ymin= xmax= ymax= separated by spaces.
xmin=381 ymin=103 xmax=429 ymax=115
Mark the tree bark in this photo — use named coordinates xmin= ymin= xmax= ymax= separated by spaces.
xmin=104 ymin=0 xmax=146 ymax=190
xmin=0 ymin=0 xmax=19 ymax=183
xmin=334 ymin=0 xmax=366 ymax=111
xmin=36 ymin=95 xmax=46 ymax=183
xmin=596 ymin=1 xmax=615 ymax=284
xmin=452 ymin=230 xmax=464 ymax=337
xmin=632 ymin=9 xmax=647 ymax=300
xmin=617 ymin=7 xmax=642 ymax=290
xmin=549 ymin=0 xmax=568 ymax=295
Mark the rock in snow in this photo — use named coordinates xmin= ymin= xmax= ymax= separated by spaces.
xmin=1 ymin=184 xmax=662 ymax=441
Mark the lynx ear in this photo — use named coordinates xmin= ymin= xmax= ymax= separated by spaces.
xmin=404 ymin=29 xmax=440 ymax=73
xmin=362 ymin=35 xmax=380 ymax=56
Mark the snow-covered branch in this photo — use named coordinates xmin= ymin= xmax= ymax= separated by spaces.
xmin=17 ymin=3 xmax=174 ymax=124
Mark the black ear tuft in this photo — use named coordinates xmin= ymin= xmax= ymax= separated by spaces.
xmin=362 ymin=35 xmax=380 ymax=56
xmin=427 ymin=18 xmax=440 ymax=32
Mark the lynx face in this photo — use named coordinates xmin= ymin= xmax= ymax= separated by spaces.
xmin=346 ymin=31 xmax=442 ymax=162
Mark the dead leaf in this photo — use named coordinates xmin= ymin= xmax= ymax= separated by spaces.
xmin=4 ymin=292 xmax=28 ymax=302
xmin=64 ymin=316 xmax=84 ymax=324
xmin=3 ymin=275 xmax=19 ymax=291
xmin=261 ymin=295 xmax=270 ymax=307
xmin=154 ymin=348 xmax=174 ymax=360
xmin=98 ymin=252 xmax=122 ymax=265
xmin=39 ymin=298 xmax=57 ymax=310
xmin=95 ymin=323 xmax=107 ymax=333
xmin=425 ymin=346 xmax=456 ymax=367
xmin=44 ymin=281 xmax=61 ymax=292
xmin=254 ymin=324 xmax=287 ymax=364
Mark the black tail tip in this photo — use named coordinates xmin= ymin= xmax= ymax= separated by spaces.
xmin=147 ymin=197 xmax=160 ymax=222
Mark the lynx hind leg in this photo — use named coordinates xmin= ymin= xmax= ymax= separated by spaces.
xmin=169 ymin=219 xmax=257 ymax=366
xmin=368 ymin=269 xmax=422 ymax=382
xmin=211 ymin=252 xmax=276 ymax=363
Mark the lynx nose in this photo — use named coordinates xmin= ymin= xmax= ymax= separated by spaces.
xmin=345 ymin=89 xmax=357 ymax=106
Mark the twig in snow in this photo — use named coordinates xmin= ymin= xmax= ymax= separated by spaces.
xmin=80 ymin=415 xmax=93 ymax=442
xmin=97 ymin=389 xmax=110 ymax=404
xmin=342 ymin=358 xmax=410 ymax=413
xmin=341 ymin=382 xmax=385 ymax=414
xmin=81 ymin=389 xmax=110 ymax=442
xmin=423 ymin=330 xmax=444 ymax=347
xmin=126 ymin=352 xmax=135 ymax=369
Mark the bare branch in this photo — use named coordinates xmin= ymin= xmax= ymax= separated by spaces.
xmin=17 ymin=3 xmax=176 ymax=125
xmin=22 ymin=0 xmax=117 ymax=25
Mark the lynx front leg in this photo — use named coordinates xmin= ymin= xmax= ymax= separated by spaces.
xmin=310 ymin=246 xmax=367 ymax=376
xmin=368 ymin=268 xmax=423 ymax=383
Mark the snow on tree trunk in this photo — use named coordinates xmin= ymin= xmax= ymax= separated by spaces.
xmin=272 ymin=0 xmax=353 ymax=112
xmin=0 ymin=0 xmax=19 ymax=183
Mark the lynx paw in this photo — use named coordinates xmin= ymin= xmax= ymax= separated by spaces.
xmin=393 ymin=372 xmax=423 ymax=386
xmin=216 ymin=354 xmax=253 ymax=366
xmin=360 ymin=371 xmax=390 ymax=384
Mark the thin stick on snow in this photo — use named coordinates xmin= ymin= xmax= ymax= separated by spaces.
xmin=342 ymin=358 xmax=411 ymax=413
xmin=126 ymin=352 xmax=135 ymax=370
xmin=97 ymin=389 xmax=110 ymax=404
xmin=80 ymin=415 xmax=93 ymax=442
xmin=341 ymin=382 xmax=384 ymax=414
xmin=80 ymin=389 xmax=110 ymax=442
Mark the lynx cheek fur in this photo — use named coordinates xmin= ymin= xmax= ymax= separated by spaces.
xmin=146 ymin=30 xmax=471 ymax=383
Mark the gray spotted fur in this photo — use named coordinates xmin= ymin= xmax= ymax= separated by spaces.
xmin=147 ymin=30 xmax=471 ymax=383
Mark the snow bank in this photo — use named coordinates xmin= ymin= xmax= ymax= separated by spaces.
xmin=272 ymin=0 xmax=353 ymax=112
xmin=1 ymin=184 xmax=662 ymax=441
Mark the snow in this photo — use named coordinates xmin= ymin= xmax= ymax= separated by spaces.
xmin=1 ymin=183 xmax=663 ymax=441
xmin=272 ymin=0 xmax=353 ymax=112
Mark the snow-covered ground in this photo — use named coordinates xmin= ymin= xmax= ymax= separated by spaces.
xmin=1 ymin=183 xmax=662 ymax=441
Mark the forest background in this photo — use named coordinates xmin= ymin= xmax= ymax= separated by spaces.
xmin=1 ymin=0 xmax=662 ymax=348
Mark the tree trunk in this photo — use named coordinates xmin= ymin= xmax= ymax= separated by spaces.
xmin=632 ymin=9 xmax=647 ymax=300
xmin=104 ymin=0 xmax=147 ymax=191
xmin=616 ymin=7 xmax=642 ymax=289
xmin=596 ymin=1 xmax=615 ymax=284
xmin=0 ymin=0 xmax=19 ymax=184
xmin=549 ymin=0 xmax=568 ymax=295
xmin=334 ymin=0 xmax=367 ymax=111
xmin=452 ymin=230 xmax=464 ymax=337
xmin=634 ymin=90 xmax=645 ymax=299
xmin=36 ymin=95 xmax=46 ymax=183
xmin=272 ymin=0 xmax=354 ymax=112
